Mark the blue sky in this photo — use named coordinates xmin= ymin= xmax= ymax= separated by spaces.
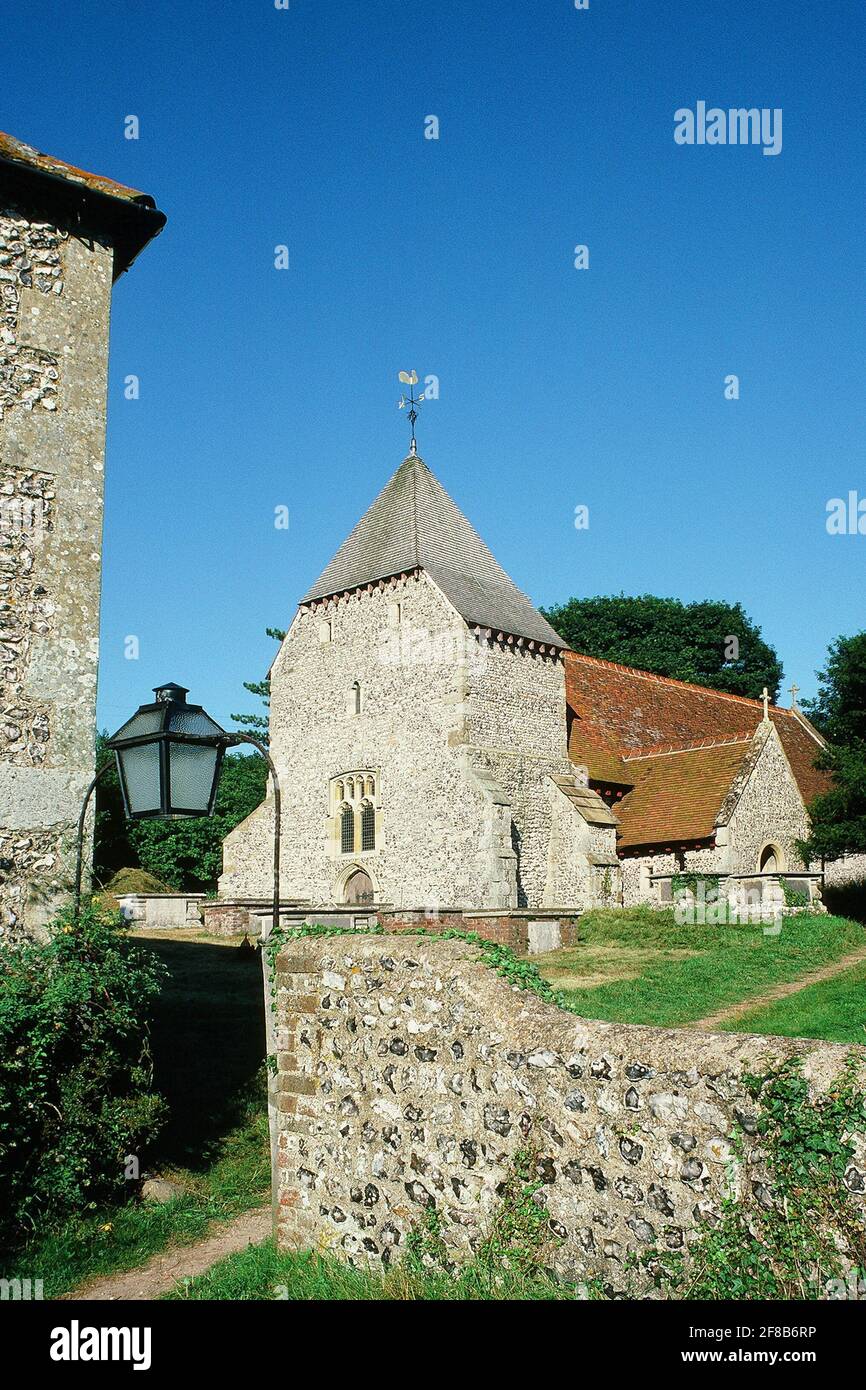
xmin=5 ymin=0 xmax=865 ymax=729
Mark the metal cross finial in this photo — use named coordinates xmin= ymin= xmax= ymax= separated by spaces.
xmin=788 ymin=682 xmax=800 ymax=710
xmin=761 ymin=686 xmax=770 ymax=720
xmin=397 ymin=370 xmax=424 ymax=454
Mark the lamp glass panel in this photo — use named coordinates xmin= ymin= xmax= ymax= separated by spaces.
xmin=169 ymin=709 xmax=224 ymax=737
xmin=169 ymin=741 xmax=219 ymax=812
xmin=117 ymin=743 xmax=162 ymax=814
xmin=111 ymin=708 xmax=165 ymax=741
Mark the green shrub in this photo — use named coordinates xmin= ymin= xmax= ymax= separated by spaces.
xmin=822 ymin=878 xmax=866 ymax=925
xmin=0 ymin=901 xmax=168 ymax=1244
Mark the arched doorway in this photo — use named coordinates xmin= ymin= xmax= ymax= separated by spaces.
xmin=759 ymin=843 xmax=785 ymax=874
xmin=343 ymin=868 xmax=374 ymax=904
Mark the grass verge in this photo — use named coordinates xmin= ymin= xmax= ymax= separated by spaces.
xmin=720 ymin=959 xmax=866 ymax=1045
xmin=162 ymin=1238 xmax=574 ymax=1301
xmin=1 ymin=932 xmax=269 ymax=1298
xmin=1 ymin=1078 xmax=268 ymax=1299
xmin=538 ymin=908 xmax=864 ymax=1029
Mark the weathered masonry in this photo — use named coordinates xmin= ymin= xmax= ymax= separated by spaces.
xmin=273 ymin=935 xmax=866 ymax=1292
xmin=0 ymin=133 xmax=164 ymax=937
xmin=222 ymin=450 xmax=620 ymax=914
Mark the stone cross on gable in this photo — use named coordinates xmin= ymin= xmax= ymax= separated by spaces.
xmin=761 ymin=687 xmax=770 ymax=721
xmin=788 ymin=682 xmax=800 ymax=710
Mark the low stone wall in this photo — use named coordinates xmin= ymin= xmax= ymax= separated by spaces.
xmin=273 ymin=934 xmax=866 ymax=1292
xmin=203 ymin=899 xmax=580 ymax=952
xmin=117 ymin=893 xmax=204 ymax=929
xmin=200 ymin=900 xmax=371 ymax=938
xmin=200 ymin=899 xmax=261 ymax=937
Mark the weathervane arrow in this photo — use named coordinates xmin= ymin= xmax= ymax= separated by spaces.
xmin=397 ymin=370 xmax=425 ymax=453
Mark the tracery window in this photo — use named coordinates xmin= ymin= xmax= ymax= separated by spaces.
xmin=330 ymin=771 xmax=379 ymax=855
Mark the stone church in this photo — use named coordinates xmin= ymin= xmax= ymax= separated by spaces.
xmin=221 ymin=449 xmax=833 ymax=914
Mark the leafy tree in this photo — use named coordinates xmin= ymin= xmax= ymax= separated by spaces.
xmin=802 ymin=632 xmax=866 ymax=742
xmin=127 ymin=752 xmax=268 ymax=891
xmin=801 ymin=633 xmax=866 ymax=860
xmin=540 ymin=594 xmax=783 ymax=701
xmin=230 ymin=626 xmax=286 ymax=747
xmin=93 ymin=731 xmax=134 ymax=882
xmin=0 ymin=900 xmax=167 ymax=1241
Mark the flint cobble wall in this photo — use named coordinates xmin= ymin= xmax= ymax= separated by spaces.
xmin=0 ymin=197 xmax=113 ymax=937
xmin=274 ymin=935 xmax=866 ymax=1292
xmin=222 ymin=572 xmax=600 ymax=911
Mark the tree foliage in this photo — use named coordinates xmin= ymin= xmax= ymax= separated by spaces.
xmin=540 ymin=594 xmax=783 ymax=700
xmin=229 ymin=626 xmax=286 ymax=747
xmin=803 ymin=632 xmax=866 ymax=743
xmin=802 ymin=632 xmax=866 ymax=860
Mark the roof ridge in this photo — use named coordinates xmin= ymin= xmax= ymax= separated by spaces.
xmin=622 ymin=733 xmax=755 ymax=761
xmin=565 ymin=650 xmax=793 ymax=715
xmin=412 ymin=454 xmax=422 ymax=568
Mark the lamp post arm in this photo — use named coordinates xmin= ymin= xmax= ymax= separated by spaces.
xmin=73 ymin=758 xmax=115 ymax=916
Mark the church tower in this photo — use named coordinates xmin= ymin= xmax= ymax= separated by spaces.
xmin=221 ymin=451 xmax=619 ymax=911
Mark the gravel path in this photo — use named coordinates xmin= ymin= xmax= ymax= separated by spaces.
xmin=58 ymin=1205 xmax=272 ymax=1302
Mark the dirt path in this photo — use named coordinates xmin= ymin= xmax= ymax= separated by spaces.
xmin=689 ymin=943 xmax=866 ymax=1032
xmin=59 ymin=1205 xmax=271 ymax=1302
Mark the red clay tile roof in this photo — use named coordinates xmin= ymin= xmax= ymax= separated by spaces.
xmin=616 ymin=739 xmax=755 ymax=849
xmin=564 ymin=651 xmax=831 ymax=847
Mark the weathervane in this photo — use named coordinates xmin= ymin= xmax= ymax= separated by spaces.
xmin=397 ymin=370 xmax=425 ymax=454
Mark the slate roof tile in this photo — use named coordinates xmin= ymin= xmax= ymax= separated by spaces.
xmin=302 ymin=453 xmax=566 ymax=648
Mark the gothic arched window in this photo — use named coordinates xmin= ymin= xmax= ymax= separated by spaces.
xmin=360 ymin=799 xmax=376 ymax=852
xmin=352 ymin=681 xmax=362 ymax=715
xmin=340 ymin=803 xmax=355 ymax=855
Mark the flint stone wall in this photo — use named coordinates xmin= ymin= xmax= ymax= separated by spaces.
xmin=0 ymin=197 xmax=113 ymax=938
xmin=274 ymin=934 xmax=866 ymax=1291
xmin=222 ymin=571 xmax=604 ymax=912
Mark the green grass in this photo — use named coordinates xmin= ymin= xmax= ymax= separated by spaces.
xmin=720 ymin=959 xmax=866 ymax=1045
xmin=163 ymin=1237 xmax=577 ymax=1301
xmin=1 ymin=934 xmax=270 ymax=1298
xmin=538 ymin=907 xmax=865 ymax=1030
xmin=5 ymin=1093 xmax=268 ymax=1298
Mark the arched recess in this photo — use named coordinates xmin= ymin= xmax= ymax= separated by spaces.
xmin=758 ymin=842 xmax=786 ymax=874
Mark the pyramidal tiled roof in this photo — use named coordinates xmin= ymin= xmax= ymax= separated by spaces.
xmin=301 ymin=453 xmax=566 ymax=648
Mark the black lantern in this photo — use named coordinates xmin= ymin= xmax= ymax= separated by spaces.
xmin=107 ymin=682 xmax=227 ymax=819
